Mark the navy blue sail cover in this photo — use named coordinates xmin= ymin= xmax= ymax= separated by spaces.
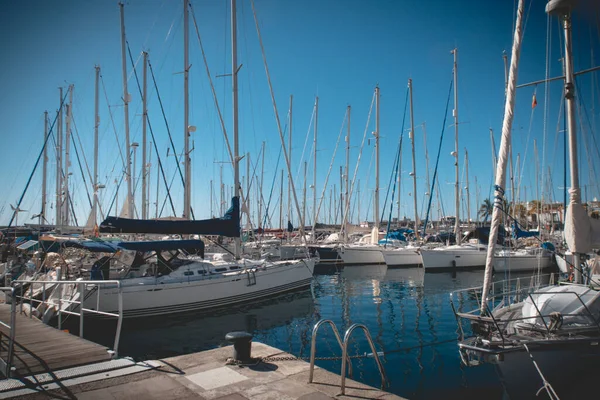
xmin=99 ymin=197 xmax=240 ymax=237
xmin=62 ymin=239 xmax=204 ymax=257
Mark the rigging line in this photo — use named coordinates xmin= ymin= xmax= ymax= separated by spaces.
xmin=575 ymin=78 xmax=600 ymax=169
xmin=127 ymin=43 xmax=178 ymax=218
xmin=574 ymin=78 xmax=600 ymax=201
xmin=422 ymin=78 xmax=453 ymax=237
xmin=296 ymin=105 xmax=316 ymax=184
xmin=541 ymin=6 xmax=552 ymax=229
xmin=159 ymin=151 xmax=184 ymax=218
xmin=250 ymin=0 xmax=309 ymax=242
xmin=314 ymin=108 xmax=347 ymax=233
xmin=99 ymin=74 xmax=126 ymax=168
xmin=7 ymin=90 xmax=69 ymax=228
xmin=189 ymin=3 xmax=234 ymax=167
xmin=516 ymin=89 xmax=537 ymax=202
xmin=341 ymin=92 xmax=376 ymax=230
xmin=69 ymin=120 xmax=94 ymax=211
xmin=71 ymin=114 xmax=95 ymax=193
xmin=262 ymin=145 xmax=283 ymax=229
xmin=189 ymin=2 xmax=252 ymax=222
xmin=384 ymin=87 xmax=409 ymax=238
xmin=147 ymin=58 xmax=186 ymax=189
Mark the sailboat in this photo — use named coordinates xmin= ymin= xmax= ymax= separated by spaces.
xmin=452 ymin=0 xmax=600 ymax=398
xmin=76 ymin=0 xmax=315 ymax=318
xmin=338 ymin=86 xmax=387 ymax=266
xmin=420 ymin=49 xmax=490 ymax=271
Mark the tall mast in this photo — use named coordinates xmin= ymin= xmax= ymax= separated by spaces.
xmin=93 ymin=66 xmax=100 ymax=227
xmin=312 ymin=96 xmax=318 ymax=236
xmin=56 ymin=88 xmax=63 ymax=226
xmin=423 ymin=122 xmax=431 ymax=226
xmin=344 ymin=105 xmax=351 ymax=240
xmin=547 ymin=0 xmax=582 ymax=283
xmin=119 ymin=2 xmax=133 ymax=218
xmin=374 ymin=86 xmax=380 ymax=235
xmin=63 ymin=85 xmax=73 ymax=226
xmin=452 ymin=48 xmax=461 ymax=244
xmin=41 ymin=111 xmax=48 ymax=225
xmin=465 ymin=149 xmax=471 ymax=226
xmin=302 ymin=161 xmax=307 ymax=234
xmin=183 ymin=0 xmax=192 ymax=220
xmin=280 ymin=169 xmax=284 ymax=230
xmin=141 ymin=52 xmax=148 ymax=219
xmin=408 ymin=79 xmax=419 ymax=238
xmin=231 ymin=0 xmax=241 ymax=259
xmin=481 ymin=0 xmax=525 ymax=312
xmin=287 ymin=95 xmax=293 ymax=242
xmin=259 ymin=141 xmax=265 ymax=229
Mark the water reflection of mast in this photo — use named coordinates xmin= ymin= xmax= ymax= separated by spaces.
xmin=415 ymin=284 xmax=425 ymax=389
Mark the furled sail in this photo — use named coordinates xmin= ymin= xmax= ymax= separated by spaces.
xmin=564 ymin=188 xmax=600 ymax=253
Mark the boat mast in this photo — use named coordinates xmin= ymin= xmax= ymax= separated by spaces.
xmin=183 ymin=0 xmax=192 ymax=220
xmin=408 ymin=79 xmax=419 ymax=238
xmin=41 ymin=111 xmax=48 ymax=225
xmin=63 ymin=85 xmax=73 ymax=226
xmin=312 ymin=96 xmax=318 ymax=238
xmin=451 ymin=49 xmax=460 ymax=244
xmin=119 ymin=2 xmax=133 ymax=218
xmin=547 ymin=0 xmax=582 ymax=283
xmin=56 ymin=87 xmax=63 ymax=226
xmin=280 ymin=169 xmax=284 ymax=230
xmin=423 ymin=122 xmax=431 ymax=225
xmin=142 ymin=51 xmax=148 ymax=219
xmin=287 ymin=95 xmax=293 ymax=242
xmin=259 ymin=141 xmax=265 ymax=230
xmin=373 ymin=86 xmax=380 ymax=242
xmin=93 ymin=66 xmax=100 ymax=227
xmin=344 ymin=105 xmax=351 ymax=240
xmin=465 ymin=149 xmax=471 ymax=226
xmin=232 ymin=0 xmax=241 ymax=259
xmin=303 ymin=161 xmax=307 ymax=234
xmin=481 ymin=0 xmax=525 ymax=313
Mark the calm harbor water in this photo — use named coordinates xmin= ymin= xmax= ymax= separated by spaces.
xmin=84 ymin=265 xmax=533 ymax=399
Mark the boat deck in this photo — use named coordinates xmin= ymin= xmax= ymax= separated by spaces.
xmin=0 ymin=304 xmax=112 ymax=377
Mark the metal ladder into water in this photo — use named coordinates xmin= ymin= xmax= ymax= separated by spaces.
xmin=308 ymin=319 xmax=388 ymax=395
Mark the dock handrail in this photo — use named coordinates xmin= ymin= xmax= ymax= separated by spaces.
xmin=340 ymin=323 xmax=388 ymax=395
xmin=13 ymin=279 xmax=123 ymax=357
xmin=0 ymin=287 xmax=16 ymax=377
xmin=308 ymin=319 xmax=352 ymax=382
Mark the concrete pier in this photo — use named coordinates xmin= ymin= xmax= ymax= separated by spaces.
xmin=7 ymin=342 xmax=406 ymax=399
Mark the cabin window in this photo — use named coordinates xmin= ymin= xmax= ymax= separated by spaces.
xmin=197 ymin=270 xmax=207 ymax=275
xmin=215 ymin=268 xmax=227 ymax=272
xmin=228 ymin=266 xmax=240 ymax=270
xmin=184 ymin=271 xmax=194 ymax=276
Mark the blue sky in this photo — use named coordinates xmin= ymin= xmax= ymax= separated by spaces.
xmin=0 ymin=0 xmax=599 ymax=227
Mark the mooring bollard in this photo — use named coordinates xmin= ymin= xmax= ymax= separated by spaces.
xmin=225 ymin=331 xmax=253 ymax=362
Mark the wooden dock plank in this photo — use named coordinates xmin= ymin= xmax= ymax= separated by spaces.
xmin=0 ymin=304 xmax=113 ymax=376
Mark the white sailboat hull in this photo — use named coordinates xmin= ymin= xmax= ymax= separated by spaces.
xmin=420 ymin=245 xmax=487 ymax=270
xmin=339 ymin=245 xmax=385 ymax=265
xmin=84 ymin=259 xmax=315 ymax=318
xmin=494 ymin=252 xmax=553 ymax=272
xmin=380 ymin=248 xmax=422 ymax=267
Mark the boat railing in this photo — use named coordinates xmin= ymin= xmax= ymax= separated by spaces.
xmin=451 ymin=280 xmax=600 ymax=347
xmin=0 ymin=286 xmax=17 ymax=377
xmin=12 ymin=278 xmax=123 ymax=357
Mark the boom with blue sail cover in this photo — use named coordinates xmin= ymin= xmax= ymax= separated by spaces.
xmin=99 ymin=197 xmax=240 ymax=237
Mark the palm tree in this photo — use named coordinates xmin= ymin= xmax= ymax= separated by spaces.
xmin=478 ymin=199 xmax=493 ymax=222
